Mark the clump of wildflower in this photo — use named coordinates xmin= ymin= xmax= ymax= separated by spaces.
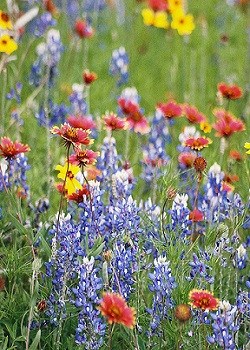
xmin=189 ymin=289 xmax=219 ymax=311
xmin=98 ymin=292 xmax=136 ymax=329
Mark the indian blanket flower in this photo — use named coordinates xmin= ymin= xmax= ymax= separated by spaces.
xmin=103 ymin=112 xmax=127 ymax=131
xmin=67 ymin=115 xmax=96 ymax=130
xmin=98 ymin=292 xmax=136 ymax=329
xmin=217 ymin=82 xmax=243 ymax=100
xmin=189 ymin=289 xmax=219 ymax=311
xmin=183 ymin=104 xmax=206 ymax=124
xmin=67 ymin=185 xmax=90 ymax=203
xmin=0 ymin=137 xmax=30 ymax=158
xmin=83 ymin=69 xmax=98 ymax=85
xmin=171 ymin=11 xmax=195 ymax=35
xmin=0 ymin=11 xmax=13 ymax=29
xmin=51 ymin=123 xmax=93 ymax=147
xmin=212 ymin=108 xmax=245 ymax=137
xmin=244 ymin=142 xmax=250 ymax=155
xmin=141 ymin=8 xmax=169 ymax=29
xmin=178 ymin=152 xmax=197 ymax=168
xmin=74 ymin=19 xmax=94 ymax=38
xmin=0 ymin=34 xmax=18 ymax=55
xmin=69 ymin=149 xmax=99 ymax=167
xmin=55 ymin=162 xmax=82 ymax=195
xmin=189 ymin=209 xmax=204 ymax=222
xmin=184 ymin=136 xmax=212 ymax=151
xmin=157 ymin=100 xmax=182 ymax=120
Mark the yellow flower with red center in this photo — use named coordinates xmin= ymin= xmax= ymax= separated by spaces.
xmin=171 ymin=11 xmax=195 ymax=35
xmin=189 ymin=289 xmax=219 ymax=311
xmin=0 ymin=11 xmax=13 ymax=30
xmin=244 ymin=142 xmax=250 ymax=155
xmin=55 ymin=162 xmax=82 ymax=195
xmin=98 ymin=292 xmax=136 ymax=329
xmin=141 ymin=8 xmax=169 ymax=29
xmin=0 ymin=34 xmax=18 ymax=55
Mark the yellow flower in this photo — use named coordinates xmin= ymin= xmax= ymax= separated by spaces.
xmin=0 ymin=11 xmax=13 ymax=30
xmin=171 ymin=11 xmax=195 ymax=35
xmin=200 ymin=121 xmax=212 ymax=134
xmin=141 ymin=8 xmax=169 ymax=29
xmin=55 ymin=162 xmax=82 ymax=195
xmin=244 ymin=142 xmax=250 ymax=155
xmin=0 ymin=34 xmax=18 ymax=55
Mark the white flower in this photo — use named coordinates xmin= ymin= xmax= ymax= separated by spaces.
xmin=154 ymin=255 xmax=169 ymax=267
xmin=82 ymin=256 xmax=95 ymax=273
xmin=237 ymin=244 xmax=246 ymax=259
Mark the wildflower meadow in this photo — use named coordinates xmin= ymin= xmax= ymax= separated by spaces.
xmin=0 ymin=0 xmax=250 ymax=349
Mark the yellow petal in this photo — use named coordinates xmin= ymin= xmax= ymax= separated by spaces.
xmin=0 ymin=34 xmax=18 ymax=55
xmin=154 ymin=12 xmax=169 ymax=29
xmin=244 ymin=142 xmax=250 ymax=149
xmin=141 ymin=8 xmax=154 ymax=26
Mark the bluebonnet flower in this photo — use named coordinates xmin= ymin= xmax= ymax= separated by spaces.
xmin=147 ymin=256 xmax=177 ymax=336
xmin=83 ymin=0 xmax=106 ymax=12
xmin=45 ymin=215 xmax=84 ymax=325
xmin=141 ymin=110 xmax=170 ymax=183
xmin=234 ymin=244 xmax=248 ymax=270
xmin=30 ymin=29 xmax=63 ymax=87
xmin=72 ymin=256 xmax=105 ymax=348
xmin=35 ymin=100 xmax=69 ymax=127
xmin=110 ymin=241 xmax=138 ymax=300
xmin=69 ymin=84 xmax=87 ymax=115
xmin=0 ymin=155 xmax=30 ymax=197
xmin=201 ymin=163 xmax=230 ymax=223
xmin=33 ymin=12 xmax=56 ymax=37
xmin=168 ymin=193 xmax=191 ymax=240
xmin=109 ymin=47 xmax=129 ymax=86
xmin=207 ymin=301 xmax=240 ymax=349
xmin=187 ymin=252 xmax=214 ymax=286
xmin=6 ymin=82 xmax=22 ymax=104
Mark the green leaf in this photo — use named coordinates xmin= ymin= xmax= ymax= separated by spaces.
xmin=1 ymin=336 xmax=8 ymax=350
xmin=28 ymin=329 xmax=41 ymax=350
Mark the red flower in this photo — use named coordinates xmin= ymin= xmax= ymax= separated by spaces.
xmin=0 ymin=137 xmax=30 ymax=158
xmin=118 ymin=98 xmax=140 ymax=116
xmin=148 ymin=0 xmax=168 ymax=11
xmin=67 ymin=185 xmax=90 ymax=203
xmin=51 ymin=123 xmax=93 ymax=147
xmin=43 ymin=0 xmax=57 ymax=15
xmin=74 ymin=20 xmax=94 ymax=38
xmin=98 ymin=292 xmax=136 ymax=329
xmin=189 ymin=289 xmax=219 ymax=311
xmin=184 ymin=136 xmax=212 ymax=151
xmin=178 ymin=152 xmax=196 ymax=168
xmin=217 ymin=82 xmax=243 ymax=100
xmin=103 ymin=112 xmax=127 ymax=131
xmin=189 ymin=209 xmax=204 ymax=222
xmin=67 ymin=115 xmax=96 ymax=130
xmin=126 ymin=113 xmax=150 ymax=134
xmin=157 ymin=100 xmax=182 ymax=120
xmin=69 ymin=149 xmax=99 ymax=167
xmin=183 ymin=104 xmax=206 ymax=124
xmin=83 ymin=70 xmax=98 ymax=85
xmin=212 ymin=109 xmax=245 ymax=137
xmin=229 ymin=149 xmax=243 ymax=161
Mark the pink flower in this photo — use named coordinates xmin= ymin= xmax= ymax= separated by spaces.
xmin=0 ymin=137 xmax=30 ymax=158
xmin=67 ymin=115 xmax=96 ymax=130
xmin=157 ymin=100 xmax=182 ymax=119
xmin=212 ymin=109 xmax=245 ymax=138
xmin=103 ymin=112 xmax=127 ymax=131
xmin=183 ymin=104 xmax=206 ymax=124
xmin=74 ymin=20 xmax=94 ymax=38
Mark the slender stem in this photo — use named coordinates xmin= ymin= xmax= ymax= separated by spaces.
xmin=25 ymin=270 xmax=36 ymax=350
xmin=108 ymin=324 xmax=115 ymax=350
xmin=1 ymin=67 xmax=7 ymax=135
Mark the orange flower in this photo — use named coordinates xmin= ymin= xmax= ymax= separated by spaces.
xmin=189 ymin=289 xmax=219 ymax=311
xmin=98 ymin=292 xmax=136 ymax=329
xmin=217 ymin=82 xmax=243 ymax=100
xmin=189 ymin=209 xmax=204 ymax=222
xmin=184 ymin=136 xmax=212 ymax=151
xmin=0 ymin=137 xmax=30 ymax=158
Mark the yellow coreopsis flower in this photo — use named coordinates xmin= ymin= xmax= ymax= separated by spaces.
xmin=55 ymin=162 xmax=82 ymax=195
xmin=244 ymin=142 xmax=250 ymax=155
xmin=171 ymin=11 xmax=195 ymax=35
xmin=0 ymin=11 xmax=13 ymax=30
xmin=200 ymin=121 xmax=212 ymax=134
xmin=141 ymin=8 xmax=169 ymax=29
xmin=0 ymin=34 xmax=18 ymax=55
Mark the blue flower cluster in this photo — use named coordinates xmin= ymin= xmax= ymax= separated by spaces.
xmin=109 ymin=47 xmax=129 ymax=86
